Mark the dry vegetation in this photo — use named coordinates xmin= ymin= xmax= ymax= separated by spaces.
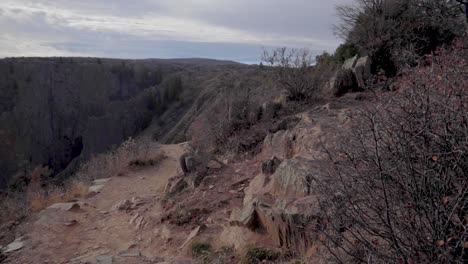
xmin=316 ymin=42 xmax=467 ymax=263
xmin=0 ymin=137 xmax=165 ymax=224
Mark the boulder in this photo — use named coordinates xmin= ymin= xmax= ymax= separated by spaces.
xmin=354 ymin=56 xmax=372 ymax=89
xmin=329 ymin=69 xmax=357 ymax=97
xmin=179 ymin=153 xmax=196 ymax=174
xmin=269 ymin=158 xmax=325 ymax=199
xmin=3 ymin=237 xmax=25 ymax=253
xmin=326 ymin=55 xmax=372 ymax=97
xmin=229 ymin=194 xmax=322 ymax=253
xmin=254 ymin=196 xmax=322 ymax=253
xmin=47 ymin=202 xmax=81 ymax=212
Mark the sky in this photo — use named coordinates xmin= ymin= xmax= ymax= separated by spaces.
xmin=0 ymin=0 xmax=349 ymax=63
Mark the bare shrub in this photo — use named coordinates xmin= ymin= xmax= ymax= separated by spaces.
xmin=262 ymin=47 xmax=316 ymax=100
xmin=316 ymin=42 xmax=468 ymax=263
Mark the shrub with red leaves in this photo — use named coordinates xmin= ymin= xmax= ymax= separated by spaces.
xmin=317 ymin=40 xmax=467 ymax=263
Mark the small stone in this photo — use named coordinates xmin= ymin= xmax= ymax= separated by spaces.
xmin=229 ymin=190 xmax=237 ymax=194
xmin=4 ymin=240 xmax=24 ymax=253
xmin=112 ymin=200 xmax=131 ymax=211
xmin=207 ymin=160 xmax=223 ymax=169
xmin=208 ymin=185 xmax=215 ymax=190
xmin=119 ymin=252 xmax=141 ymax=257
xmin=64 ymin=220 xmax=78 ymax=227
xmin=179 ymin=226 xmax=202 ymax=249
xmin=88 ymin=185 xmax=105 ymax=193
xmin=48 ymin=202 xmax=81 ymax=212
xmin=96 ymin=255 xmax=113 ymax=264
xmin=145 ymin=256 xmax=165 ymax=262
xmin=93 ymin=178 xmax=111 ymax=185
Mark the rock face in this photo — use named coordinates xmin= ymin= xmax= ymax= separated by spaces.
xmin=229 ymin=158 xmax=327 ymax=253
xmin=0 ymin=58 xmax=171 ymax=187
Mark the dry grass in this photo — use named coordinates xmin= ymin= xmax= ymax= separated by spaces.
xmin=75 ymin=137 xmax=164 ymax=181
xmin=27 ymin=180 xmax=89 ymax=213
xmin=1 ymin=137 xmax=164 ymax=224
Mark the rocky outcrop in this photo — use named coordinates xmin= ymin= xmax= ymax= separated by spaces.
xmin=229 ymin=157 xmax=328 ymax=253
xmin=326 ymin=55 xmax=372 ymax=97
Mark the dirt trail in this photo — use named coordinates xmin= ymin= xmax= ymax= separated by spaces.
xmin=6 ymin=144 xmax=187 ymax=264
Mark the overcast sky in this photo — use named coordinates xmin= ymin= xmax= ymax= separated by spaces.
xmin=0 ymin=0 xmax=349 ymax=63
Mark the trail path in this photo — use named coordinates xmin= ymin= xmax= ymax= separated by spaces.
xmin=6 ymin=144 xmax=187 ymax=264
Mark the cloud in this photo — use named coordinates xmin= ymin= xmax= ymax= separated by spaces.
xmin=0 ymin=0 xmax=348 ymax=60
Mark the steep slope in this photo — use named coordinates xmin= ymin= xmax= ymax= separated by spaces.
xmin=0 ymin=58 xmax=254 ymax=188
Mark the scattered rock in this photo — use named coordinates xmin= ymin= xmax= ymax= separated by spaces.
xmin=144 ymin=255 xmax=165 ymax=262
xmin=231 ymin=177 xmax=251 ymax=187
xmin=112 ymin=199 xmax=132 ymax=211
xmin=119 ymin=252 xmax=141 ymax=257
xmin=96 ymin=255 xmax=113 ymax=264
xmin=206 ymin=160 xmax=223 ymax=169
xmin=64 ymin=220 xmax=78 ymax=227
xmin=3 ymin=237 xmax=25 ymax=253
xmin=93 ymin=178 xmax=111 ymax=185
xmin=129 ymin=213 xmax=147 ymax=229
xmin=208 ymin=185 xmax=215 ymax=190
xmin=179 ymin=226 xmax=203 ymax=249
xmin=48 ymin=202 xmax=81 ymax=212
xmin=88 ymin=185 xmax=105 ymax=194
xmin=171 ymin=257 xmax=193 ymax=264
